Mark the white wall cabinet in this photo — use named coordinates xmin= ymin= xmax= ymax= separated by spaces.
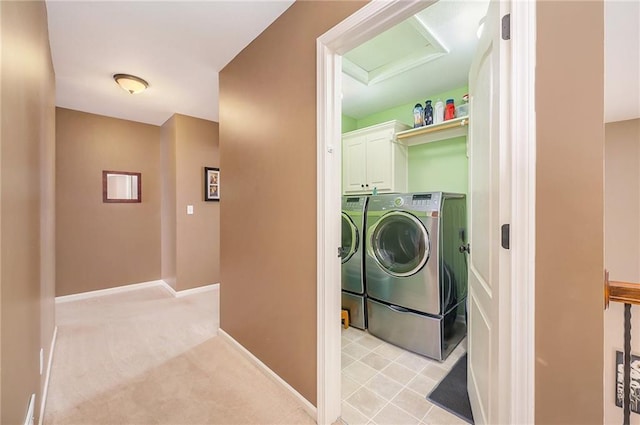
xmin=342 ymin=120 xmax=410 ymax=195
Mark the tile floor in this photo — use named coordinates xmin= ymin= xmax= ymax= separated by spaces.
xmin=341 ymin=327 xmax=468 ymax=425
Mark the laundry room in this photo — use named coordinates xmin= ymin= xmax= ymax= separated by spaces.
xmin=339 ymin=1 xmax=488 ymax=424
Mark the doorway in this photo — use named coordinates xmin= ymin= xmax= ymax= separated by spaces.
xmin=316 ymin=1 xmax=536 ymax=424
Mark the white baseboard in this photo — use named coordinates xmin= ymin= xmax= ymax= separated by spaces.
xmin=38 ymin=326 xmax=58 ymax=425
xmin=159 ymin=281 xmax=219 ymax=298
xmin=55 ymin=280 xmax=166 ymax=303
xmin=218 ymin=329 xmax=317 ymax=420
xmin=55 ymin=280 xmax=219 ymax=303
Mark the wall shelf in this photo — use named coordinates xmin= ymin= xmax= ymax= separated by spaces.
xmin=396 ymin=116 xmax=469 ymax=146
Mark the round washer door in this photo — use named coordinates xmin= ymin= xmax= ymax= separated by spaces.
xmin=341 ymin=212 xmax=359 ymax=264
xmin=368 ymin=210 xmax=430 ymax=277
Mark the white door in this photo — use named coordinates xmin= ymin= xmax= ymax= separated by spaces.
xmin=467 ymin=1 xmax=511 ymax=424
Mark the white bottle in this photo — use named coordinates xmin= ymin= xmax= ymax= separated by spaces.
xmin=434 ymin=99 xmax=445 ymax=124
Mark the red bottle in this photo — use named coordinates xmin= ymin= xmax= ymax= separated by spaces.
xmin=444 ymin=99 xmax=455 ymax=121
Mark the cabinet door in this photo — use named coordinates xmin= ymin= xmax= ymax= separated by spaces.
xmin=342 ymin=135 xmax=367 ymax=193
xmin=365 ymin=133 xmax=393 ymax=191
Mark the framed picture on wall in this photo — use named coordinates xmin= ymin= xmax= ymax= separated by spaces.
xmin=615 ymin=350 xmax=640 ymax=414
xmin=204 ymin=167 xmax=220 ymax=202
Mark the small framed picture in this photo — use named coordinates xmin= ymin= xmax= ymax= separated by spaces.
xmin=204 ymin=167 xmax=220 ymax=201
xmin=615 ymin=350 xmax=640 ymax=414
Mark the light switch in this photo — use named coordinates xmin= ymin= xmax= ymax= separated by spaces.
xmin=187 ymin=205 xmax=194 ymax=215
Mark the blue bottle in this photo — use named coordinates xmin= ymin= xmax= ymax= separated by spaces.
xmin=424 ymin=100 xmax=433 ymax=125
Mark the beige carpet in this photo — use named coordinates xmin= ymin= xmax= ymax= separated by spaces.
xmin=44 ymin=285 xmax=316 ymax=425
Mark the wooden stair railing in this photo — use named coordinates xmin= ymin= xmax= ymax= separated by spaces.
xmin=604 ymin=270 xmax=640 ymax=309
xmin=604 ymin=270 xmax=640 ymax=425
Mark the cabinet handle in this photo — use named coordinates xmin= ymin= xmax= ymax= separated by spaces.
xmin=361 ymin=184 xmax=364 ymax=188
xmin=365 ymin=184 xmax=369 ymax=188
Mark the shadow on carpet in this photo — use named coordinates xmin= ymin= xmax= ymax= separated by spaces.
xmin=427 ymin=354 xmax=474 ymax=424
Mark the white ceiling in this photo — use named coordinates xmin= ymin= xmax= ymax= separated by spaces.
xmin=46 ymin=0 xmax=294 ymax=126
xmin=46 ymin=0 xmax=639 ymax=126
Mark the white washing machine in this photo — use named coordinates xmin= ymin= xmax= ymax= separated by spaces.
xmin=341 ymin=196 xmax=367 ymax=329
xmin=365 ymin=192 xmax=467 ymax=360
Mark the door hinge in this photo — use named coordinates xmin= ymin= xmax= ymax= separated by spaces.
xmin=501 ymin=224 xmax=510 ymax=249
xmin=502 ymin=14 xmax=511 ymax=40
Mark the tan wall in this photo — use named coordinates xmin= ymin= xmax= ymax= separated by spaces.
xmin=0 ymin=1 xmax=56 ymax=422
xmin=161 ymin=114 xmax=220 ymax=291
xmin=604 ymin=119 xmax=640 ymax=282
xmin=603 ymin=118 xmax=640 ymax=425
xmin=39 ymin=21 xmax=57 ymax=425
xmin=174 ymin=115 xmax=220 ymax=291
xmin=219 ymin=1 xmax=365 ymax=405
xmin=161 ymin=116 xmax=177 ymax=289
xmin=535 ymin=1 xmax=604 ymax=423
xmin=56 ymin=108 xmax=161 ymax=296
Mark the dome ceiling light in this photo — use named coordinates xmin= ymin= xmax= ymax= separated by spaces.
xmin=113 ymin=73 xmax=149 ymax=94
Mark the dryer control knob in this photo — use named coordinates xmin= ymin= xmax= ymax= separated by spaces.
xmin=394 ymin=197 xmax=404 ymax=207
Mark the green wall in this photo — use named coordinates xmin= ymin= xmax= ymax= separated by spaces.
xmin=408 ymin=137 xmax=468 ymax=194
xmin=342 ymin=115 xmax=358 ymax=133
xmin=348 ymin=85 xmax=469 ymax=194
xmin=355 ymin=86 xmax=469 ymax=129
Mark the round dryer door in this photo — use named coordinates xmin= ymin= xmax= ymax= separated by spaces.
xmin=368 ymin=211 xmax=430 ymax=277
xmin=341 ymin=212 xmax=359 ymax=264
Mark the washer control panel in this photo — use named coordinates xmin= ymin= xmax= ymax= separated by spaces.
xmin=342 ymin=196 xmax=367 ymax=212
xmin=410 ymin=193 xmax=440 ymax=210
xmin=370 ymin=192 xmax=441 ymax=212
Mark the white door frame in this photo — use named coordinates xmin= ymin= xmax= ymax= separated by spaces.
xmin=316 ymin=1 xmax=536 ymax=424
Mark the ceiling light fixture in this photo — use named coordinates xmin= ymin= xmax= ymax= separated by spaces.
xmin=113 ymin=73 xmax=149 ymax=94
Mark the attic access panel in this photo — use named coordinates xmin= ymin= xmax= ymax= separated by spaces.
xmin=342 ymin=16 xmax=448 ymax=86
